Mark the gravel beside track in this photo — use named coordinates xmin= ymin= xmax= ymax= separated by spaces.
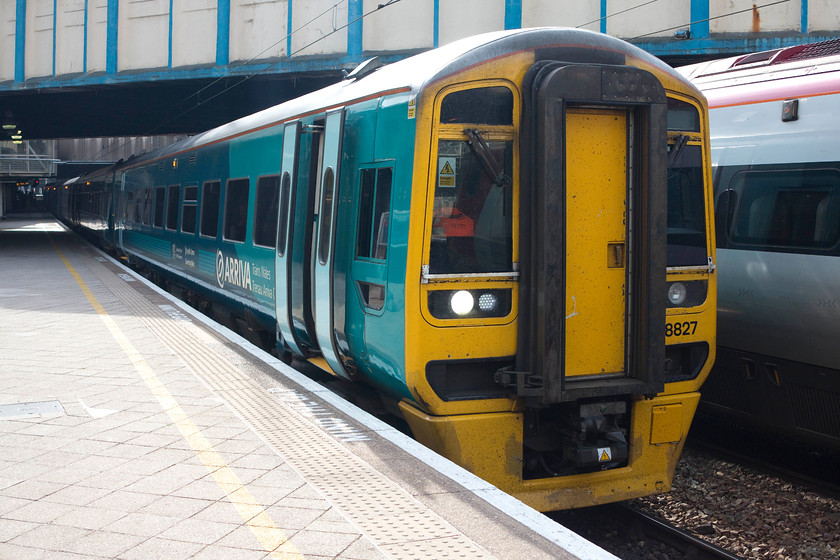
xmin=633 ymin=447 xmax=840 ymax=560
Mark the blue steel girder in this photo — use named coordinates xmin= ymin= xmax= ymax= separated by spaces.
xmin=633 ymin=34 xmax=840 ymax=58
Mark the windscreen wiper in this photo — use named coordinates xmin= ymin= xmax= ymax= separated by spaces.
xmin=668 ymin=134 xmax=689 ymax=167
xmin=464 ymin=128 xmax=511 ymax=188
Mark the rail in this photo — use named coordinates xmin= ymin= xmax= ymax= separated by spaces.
xmin=612 ymin=503 xmax=746 ymax=560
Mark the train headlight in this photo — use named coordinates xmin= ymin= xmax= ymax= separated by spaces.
xmin=427 ymin=289 xmax=512 ymax=319
xmin=450 ymin=291 xmax=475 ymax=316
xmin=667 ymin=282 xmax=687 ymax=306
xmin=666 ymin=280 xmax=708 ymax=308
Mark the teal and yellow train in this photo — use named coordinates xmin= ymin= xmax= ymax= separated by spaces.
xmin=53 ymin=28 xmax=717 ymax=511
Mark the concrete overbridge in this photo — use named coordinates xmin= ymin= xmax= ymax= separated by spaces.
xmin=1 ymin=0 xmax=839 ymax=142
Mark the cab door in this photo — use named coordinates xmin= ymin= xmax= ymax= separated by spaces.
xmin=523 ymin=62 xmax=668 ymax=403
xmin=563 ymin=108 xmax=629 ymax=378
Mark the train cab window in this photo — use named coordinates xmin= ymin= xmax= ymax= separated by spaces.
xmin=200 ymin=180 xmax=221 ymax=238
xmin=729 ymin=168 xmax=840 ymax=250
xmin=253 ymin=175 xmax=280 ymax=248
xmin=430 ymin=138 xmax=513 ymax=274
xmin=181 ymin=185 xmax=198 ymax=234
xmin=153 ymin=186 xmax=166 ymax=228
xmin=223 ymin=178 xmax=250 ymax=243
xmin=440 ymin=87 xmax=513 ymax=125
xmin=667 ymin=98 xmax=700 ymax=132
xmin=356 ymin=167 xmax=392 ymax=260
xmin=667 ymin=139 xmax=708 ymax=267
xmin=166 ymin=185 xmax=180 ymax=231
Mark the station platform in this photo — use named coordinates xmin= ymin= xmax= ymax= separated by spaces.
xmin=0 ymin=214 xmax=617 ymax=560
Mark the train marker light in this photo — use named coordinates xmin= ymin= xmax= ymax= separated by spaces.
xmin=478 ymin=292 xmax=498 ymax=312
xmin=782 ymin=99 xmax=799 ymax=122
xmin=450 ymin=290 xmax=475 ymax=316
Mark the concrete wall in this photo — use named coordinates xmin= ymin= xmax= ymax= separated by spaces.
xmin=363 ymin=0 xmax=434 ymax=52
xmin=521 ymin=0 xmax=600 ymax=31
xmin=56 ymin=0 xmax=86 ymax=75
xmin=711 ymin=0 xmax=802 ymax=33
xmin=119 ymin=0 xmax=168 ymax=71
xmin=25 ymin=0 xmax=53 ymax=79
xmin=439 ymin=0 xmax=504 ymax=46
xmin=810 ymin=0 xmax=840 ymax=31
xmin=0 ymin=4 xmax=15 ymax=82
xmin=230 ymin=0 xmax=287 ymax=62
xmin=86 ymin=1 xmax=107 ymax=73
xmin=172 ymin=0 xmax=217 ymax=67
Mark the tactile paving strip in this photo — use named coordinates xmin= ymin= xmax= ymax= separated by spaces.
xmin=83 ymin=249 xmax=496 ymax=560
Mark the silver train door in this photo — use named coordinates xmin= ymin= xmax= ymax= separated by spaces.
xmin=312 ymin=109 xmax=352 ymax=380
xmin=275 ymin=121 xmax=306 ymax=355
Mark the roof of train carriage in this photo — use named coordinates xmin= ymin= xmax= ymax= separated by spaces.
xmin=678 ymin=38 xmax=840 ymax=108
xmin=115 ymin=27 xmax=692 ymax=172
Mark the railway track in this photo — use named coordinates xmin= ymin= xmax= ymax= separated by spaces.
xmin=550 ymin=503 xmax=746 ymax=559
xmin=610 ymin=504 xmax=745 ymax=560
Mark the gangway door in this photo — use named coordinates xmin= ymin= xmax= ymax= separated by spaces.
xmin=518 ymin=63 xmax=668 ymax=403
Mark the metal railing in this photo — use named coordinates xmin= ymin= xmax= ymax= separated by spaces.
xmin=0 ymin=140 xmax=58 ymax=177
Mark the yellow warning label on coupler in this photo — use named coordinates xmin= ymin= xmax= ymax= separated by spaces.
xmin=598 ymin=448 xmax=612 ymax=462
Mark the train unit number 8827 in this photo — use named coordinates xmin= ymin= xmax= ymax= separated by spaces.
xmin=55 ymin=28 xmax=716 ymax=511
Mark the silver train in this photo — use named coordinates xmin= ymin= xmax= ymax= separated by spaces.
xmin=680 ymin=39 xmax=840 ymax=450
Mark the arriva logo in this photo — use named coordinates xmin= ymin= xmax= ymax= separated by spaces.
xmin=215 ymin=249 xmax=253 ymax=290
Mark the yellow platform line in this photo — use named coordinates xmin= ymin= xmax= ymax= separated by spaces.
xmin=52 ymin=242 xmax=304 ymax=560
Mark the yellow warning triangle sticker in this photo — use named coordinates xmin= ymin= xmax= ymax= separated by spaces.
xmin=599 ymin=449 xmax=611 ymax=462
xmin=441 ymin=161 xmax=454 ymax=175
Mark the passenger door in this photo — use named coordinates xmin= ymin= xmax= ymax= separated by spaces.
xmin=312 ymin=109 xmax=353 ymax=380
xmin=275 ymin=122 xmax=305 ymax=355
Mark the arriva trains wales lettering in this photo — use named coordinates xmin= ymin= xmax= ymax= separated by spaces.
xmin=216 ymin=250 xmax=252 ymax=290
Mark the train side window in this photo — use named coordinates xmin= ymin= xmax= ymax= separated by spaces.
xmin=318 ymin=167 xmax=335 ymax=265
xmin=732 ymin=169 xmax=840 ymax=249
xmin=142 ymin=188 xmax=152 ymax=225
xmin=730 ymin=168 xmax=840 ymax=250
xmin=440 ymin=87 xmax=513 ymax=125
xmin=181 ymin=185 xmax=198 ymax=234
xmin=125 ymin=191 xmax=134 ymax=223
xmin=253 ymin=175 xmax=280 ymax=248
xmin=166 ymin=185 xmax=180 ymax=231
xmin=223 ymin=178 xmax=250 ymax=243
xmin=277 ymin=173 xmax=292 ymax=257
xmin=153 ymin=186 xmax=166 ymax=228
xmin=200 ymin=180 xmax=221 ymax=238
xmin=356 ymin=167 xmax=392 ymax=261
